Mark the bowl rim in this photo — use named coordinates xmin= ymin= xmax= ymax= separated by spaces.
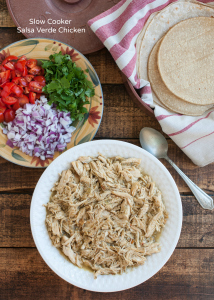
xmin=30 ymin=139 xmax=183 ymax=292
xmin=0 ymin=37 xmax=104 ymax=168
xmin=122 ymin=74 xmax=155 ymax=118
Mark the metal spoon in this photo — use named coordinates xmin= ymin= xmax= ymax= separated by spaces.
xmin=139 ymin=127 xmax=213 ymax=210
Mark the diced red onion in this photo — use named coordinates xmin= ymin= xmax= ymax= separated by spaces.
xmin=6 ymin=139 xmax=14 ymax=148
xmin=3 ymin=96 xmax=75 ymax=161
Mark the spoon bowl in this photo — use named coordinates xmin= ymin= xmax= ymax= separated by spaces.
xmin=139 ymin=127 xmax=168 ymax=159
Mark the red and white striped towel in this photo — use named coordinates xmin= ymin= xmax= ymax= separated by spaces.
xmin=88 ymin=0 xmax=214 ymax=167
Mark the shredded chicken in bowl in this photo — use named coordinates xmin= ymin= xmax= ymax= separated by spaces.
xmin=45 ymin=154 xmax=168 ymax=278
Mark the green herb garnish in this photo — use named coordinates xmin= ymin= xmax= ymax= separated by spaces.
xmin=42 ymin=52 xmax=95 ymax=121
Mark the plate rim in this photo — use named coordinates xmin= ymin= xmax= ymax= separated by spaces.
xmin=0 ymin=37 xmax=104 ymax=168
xmin=30 ymin=139 xmax=183 ymax=292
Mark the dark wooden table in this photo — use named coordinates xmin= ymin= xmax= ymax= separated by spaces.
xmin=0 ymin=1 xmax=214 ymax=299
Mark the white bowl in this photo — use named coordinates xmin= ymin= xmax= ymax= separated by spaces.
xmin=30 ymin=140 xmax=182 ymax=292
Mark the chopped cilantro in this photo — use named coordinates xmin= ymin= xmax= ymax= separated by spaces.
xmin=42 ymin=52 xmax=95 ymax=121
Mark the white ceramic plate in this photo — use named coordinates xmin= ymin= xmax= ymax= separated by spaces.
xmin=30 ymin=140 xmax=182 ymax=292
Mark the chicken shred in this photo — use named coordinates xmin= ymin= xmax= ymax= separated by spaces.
xmin=45 ymin=155 xmax=168 ymax=278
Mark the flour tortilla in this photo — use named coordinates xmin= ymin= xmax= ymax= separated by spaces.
xmin=136 ymin=0 xmax=214 ymax=82
xmin=148 ymin=39 xmax=213 ymax=115
xmin=158 ymin=17 xmax=214 ymax=105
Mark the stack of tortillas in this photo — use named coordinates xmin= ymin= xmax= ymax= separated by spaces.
xmin=136 ymin=0 xmax=214 ymax=116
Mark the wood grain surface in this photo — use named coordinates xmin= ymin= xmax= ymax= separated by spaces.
xmin=0 ymin=1 xmax=214 ymax=298
xmin=0 ymin=0 xmax=15 ymax=27
xmin=1 ymin=248 xmax=214 ymax=300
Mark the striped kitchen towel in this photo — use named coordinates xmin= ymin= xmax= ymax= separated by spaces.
xmin=88 ymin=0 xmax=214 ymax=167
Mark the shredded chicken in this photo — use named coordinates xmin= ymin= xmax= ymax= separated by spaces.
xmin=45 ymin=155 xmax=168 ymax=278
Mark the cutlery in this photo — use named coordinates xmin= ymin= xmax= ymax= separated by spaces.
xmin=139 ymin=127 xmax=214 ymax=210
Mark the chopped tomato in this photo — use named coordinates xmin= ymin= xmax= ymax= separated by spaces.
xmin=1 ymin=89 xmax=9 ymax=98
xmin=11 ymin=70 xmax=16 ymax=79
xmin=1 ymin=82 xmax=15 ymax=98
xmin=4 ymin=62 xmax=15 ymax=71
xmin=2 ymin=96 xmax=18 ymax=105
xmin=17 ymin=95 xmax=29 ymax=107
xmin=29 ymin=92 xmax=36 ymax=104
xmin=29 ymin=81 xmax=43 ymax=93
xmin=9 ymin=93 xmax=17 ymax=98
xmin=0 ymin=98 xmax=6 ymax=107
xmin=0 ymin=70 xmax=10 ymax=83
xmin=12 ymin=101 xmax=21 ymax=111
xmin=15 ymin=70 xmax=22 ymax=77
xmin=26 ymin=59 xmax=37 ymax=68
xmin=0 ymin=56 xmax=46 ymax=122
xmin=0 ymin=111 xmax=4 ymax=123
xmin=3 ymin=82 xmax=15 ymax=93
xmin=29 ymin=66 xmax=41 ymax=75
xmin=11 ymin=85 xmax=23 ymax=97
xmin=25 ymin=75 xmax=34 ymax=82
xmin=23 ymin=66 xmax=28 ymax=76
xmin=34 ymin=76 xmax=46 ymax=87
xmin=24 ymin=87 xmax=30 ymax=94
xmin=0 ymin=80 xmax=9 ymax=88
xmin=0 ymin=105 xmax=6 ymax=114
xmin=35 ymin=93 xmax=42 ymax=99
xmin=2 ymin=55 xmax=18 ymax=65
xmin=4 ymin=109 xmax=15 ymax=122
xmin=12 ymin=77 xmax=20 ymax=85
xmin=39 ymin=68 xmax=45 ymax=76
xmin=19 ymin=77 xmax=28 ymax=87
xmin=15 ymin=60 xmax=26 ymax=72
xmin=18 ymin=55 xmax=27 ymax=61
xmin=0 ymin=65 xmax=6 ymax=72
